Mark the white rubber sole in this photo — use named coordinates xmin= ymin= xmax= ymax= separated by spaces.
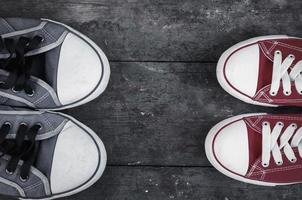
xmin=20 ymin=111 xmax=107 ymax=200
xmin=41 ymin=18 xmax=111 ymax=111
xmin=216 ymin=35 xmax=298 ymax=107
xmin=204 ymin=113 xmax=293 ymax=186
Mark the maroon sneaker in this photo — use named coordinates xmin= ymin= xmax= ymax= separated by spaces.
xmin=217 ymin=35 xmax=302 ymax=107
xmin=205 ymin=113 xmax=302 ymax=186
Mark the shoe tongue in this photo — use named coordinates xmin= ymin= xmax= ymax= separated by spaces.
xmin=35 ymin=135 xmax=58 ymax=180
xmin=257 ymin=38 xmax=302 ymax=91
xmin=247 ymin=128 xmax=262 ymax=166
xmin=256 ymin=43 xmax=274 ymax=90
xmin=245 ymin=118 xmax=262 ymax=166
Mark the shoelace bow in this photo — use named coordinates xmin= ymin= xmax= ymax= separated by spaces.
xmin=270 ymin=50 xmax=302 ymax=96
xmin=0 ymin=35 xmax=43 ymax=95
xmin=0 ymin=122 xmax=41 ymax=181
xmin=261 ymin=121 xmax=302 ymax=167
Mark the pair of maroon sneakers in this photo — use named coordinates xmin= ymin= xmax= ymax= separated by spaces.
xmin=205 ymin=36 xmax=302 ymax=186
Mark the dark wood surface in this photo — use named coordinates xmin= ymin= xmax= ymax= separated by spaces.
xmin=1 ymin=0 xmax=302 ymax=199
xmin=1 ymin=0 xmax=302 ymax=62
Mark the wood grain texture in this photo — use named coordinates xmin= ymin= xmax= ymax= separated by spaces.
xmin=65 ymin=62 xmax=302 ymax=166
xmin=1 ymin=1 xmax=302 ymax=199
xmin=0 ymin=0 xmax=301 ymax=61
xmin=3 ymin=166 xmax=302 ymax=200
xmin=55 ymin=166 xmax=302 ymax=200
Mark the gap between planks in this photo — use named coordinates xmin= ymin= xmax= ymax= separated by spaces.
xmin=107 ymin=164 xmax=213 ymax=168
xmin=109 ymin=60 xmax=217 ymax=64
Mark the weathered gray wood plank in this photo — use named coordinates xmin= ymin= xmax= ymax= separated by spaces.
xmin=0 ymin=0 xmax=301 ymax=61
xmin=64 ymin=62 xmax=302 ymax=166
xmin=47 ymin=166 xmax=302 ymax=200
xmin=2 ymin=166 xmax=302 ymax=199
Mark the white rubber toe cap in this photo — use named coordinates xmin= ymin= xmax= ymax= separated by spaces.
xmin=224 ymin=44 xmax=260 ymax=97
xmin=57 ymin=32 xmax=103 ymax=105
xmin=213 ymin=120 xmax=249 ymax=176
xmin=50 ymin=121 xmax=100 ymax=194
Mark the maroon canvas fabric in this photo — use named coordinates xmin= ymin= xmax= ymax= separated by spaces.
xmin=213 ymin=114 xmax=302 ymax=184
xmin=224 ymin=38 xmax=302 ymax=106
xmin=244 ymin=115 xmax=302 ymax=183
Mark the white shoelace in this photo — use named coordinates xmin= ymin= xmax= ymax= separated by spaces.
xmin=261 ymin=121 xmax=302 ymax=167
xmin=270 ymin=50 xmax=302 ymax=96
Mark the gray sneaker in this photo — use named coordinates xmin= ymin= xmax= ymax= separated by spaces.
xmin=0 ymin=106 xmax=106 ymax=199
xmin=0 ymin=18 xmax=110 ymax=110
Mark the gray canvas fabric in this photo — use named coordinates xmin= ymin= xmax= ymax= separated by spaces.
xmin=0 ymin=17 xmax=108 ymax=110
xmin=2 ymin=18 xmax=41 ymax=33
xmin=0 ymin=181 xmax=19 ymax=197
xmin=0 ymin=18 xmax=71 ymax=109
xmin=0 ymin=108 xmax=70 ymax=198
xmin=0 ymin=157 xmax=48 ymax=198
xmin=1 ymin=112 xmax=67 ymax=140
xmin=0 ymin=18 xmax=106 ymax=198
xmin=0 ymin=19 xmax=67 ymax=57
xmin=35 ymin=135 xmax=59 ymax=180
xmin=0 ymin=71 xmax=60 ymax=108
xmin=45 ymin=45 xmax=62 ymax=91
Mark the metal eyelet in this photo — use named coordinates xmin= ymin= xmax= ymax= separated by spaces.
xmin=0 ymin=81 xmax=8 ymax=90
xmin=36 ymin=123 xmax=43 ymax=131
xmin=5 ymin=169 xmax=13 ymax=175
xmin=37 ymin=35 xmax=45 ymax=42
xmin=11 ymin=87 xmax=19 ymax=93
xmin=283 ymin=90 xmax=291 ymax=96
xmin=276 ymin=161 xmax=283 ymax=166
xmin=289 ymin=54 xmax=295 ymax=59
xmin=291 ymin=123 xmax=297 ymax=128
xmin=262 ymin=162 xmax=269 ymax=168
xmin=277 ymin=121 xmax=284 ymax=127
xmin=262 ymin=121 xmax=269 ymax=126
xmin=290 ymin=158 xmax=297 ymax=163
xmin=26 ymin=90 xmax=35 ymax=97
xmin=4 ymin=122 xmax=12 ymax=128
xmin=19 ymin=176 xmax=28 ymax=182
xmin=269 ymin=91 xmax=277 ymax=96
xmin=20 ymin=122 xmax=28 ymax=127
xmin=275 ymin=50 xmax=281 ymax=55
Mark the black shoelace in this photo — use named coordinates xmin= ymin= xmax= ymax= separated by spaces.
xmin=0 ymin=36 xmax=43 ymax=95
xmin=0 ymin=122 xmax=41 ymax=181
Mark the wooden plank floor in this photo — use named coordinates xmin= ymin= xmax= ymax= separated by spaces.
xmin=1 ymin=0 xmax=302 ymax=199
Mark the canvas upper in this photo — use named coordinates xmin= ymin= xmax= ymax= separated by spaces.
xmin=0 ymin=18 xmax=110 ymax=110
xmin=0 ymin=106 xmax=106 ymax=199
xmin=206 ymin=114 xmax=302 ymax=186
xmin=217 ymin=35 xmax=302 ymax=107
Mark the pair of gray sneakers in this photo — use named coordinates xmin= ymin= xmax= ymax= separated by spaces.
xmin=0 ymin=18 xmax=110 ymax=199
